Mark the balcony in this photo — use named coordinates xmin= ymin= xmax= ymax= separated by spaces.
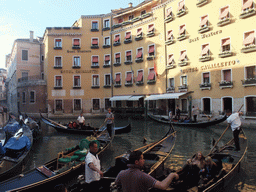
xmin=141 ymin=12 xmax=152 ymax=19
xmin=18 ymin=75 xmax=46 ymax=87
xmin=196 ymin=0 xmax=208 ymax=7
xmin=72 ymin=46 xmax=80 ymax=49
xmin=124 ymin=61 xmax=132 ymax=65
xmin=73 ymin=86 xmax=81 ymax=89
xmin=103 ymin=64 xmax=111 ymax=68
xmin=91 ymin=85 xmax=100 ymax=89
xmin=165 ymin=39 xmax=175 ymax=45
xmin=103 ymin=44 xmax=111 ymax=49
xmin=103 ymin=85 xmax=111 ymax=88
xmin=72 ymin=65 xmax=81 ymax=69
xmin=241 ymin=44 xmax=256 ymax=53
xmin=219 ymin=81 xmax=233 ymax=89
xmin=167 ymin=86 xmax=175 ymax=92
xmin=199 ymin=83 xmax=211 ymax=90
xmin=122 ymin=21 xmax=132 ymax=26
xmin=178 ymin=85 xmax=188 ymax=92
xmin=102 ymin=27 xmax=110 ymax=31
xmin=114 ymin=84 xmax=121 ymax=88
xmin=217 ymin=18 xmax=232 ymax=27
xmin=166 ymin=64 xmax=175 ymax=69
xmin=132 ymin=17 xmax=141 ymax=23
xmin=54 ymin=47 xmax=62 ymax=50
xmin=147 ymin=56 xmax=155 ymax=61
xmin=199 ymin=55 xmax=211 ymax=62
xmin=177 ymin=9 xmax=186 ymax=17
xmin=91 ymin=28 xmax=99 ymax=32
xmin=54 ymin=66 xmax=62 ymax=69
xmin=91 ymin=65 xmax=99 ymax=68
xmin=113 ymin=62 xmax=121 ymax=67
xmin=164 ymin=15 xmax=174 ymax=23
xmin=113 ymin=42 xmax=121 ymax=47
xmin=54 ymin=86 xmax=62 ymax=89
xmin=136 ymin=81 xmax=144 ymax=86
xmin=135 ymin=36 xmax=143 ymax=41
xmin=239 ymin=8 xmax=256 ymax=19
xmin=135 ymin=58 xmax=143 ymax=63
xmin=242 ymin=78 xmax=256 ymax=87
xmin=147 ymin=31 xmax=155 ymax=37
xmin=218 ymin=51 xmax=233 ymax=58
xmin=198 ymin=25 xmax=210 ymax=33
xmin=125 ymin=82 xmax=133 ymax=87
xmin=91 ymin=45 xmax=99 ymax=49
xmin=177 ymin=34 xmax=187 ymax=41
xmin=147 ymin=80 xmax=156 ymax=85
xmin=112 ymin=24 xmax=122 ymax=29
xmin=124 ymin=39 xmax=132 ymax=44
xmin=178 ymin=61 xmax=189 ymax=66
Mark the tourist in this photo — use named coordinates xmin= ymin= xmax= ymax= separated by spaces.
xmin=199 ymin=156 xmax=218 ymax=183
xmin=226 ymin=109 xmax=243 ymax=151
xmin=105 ymin=108 xmax=114 ymax=137
xmin=85 ymin=141 xmax=103 ymax=191
xmin=175 ymin=105 xmax=181 ymax=120
xmin=115 ymin=150 xmax=179 ymax=192
xmin=192 ymin=106 xmax=199 ymax=122
xmin=77 ymin=113 xmax=85 ymax=129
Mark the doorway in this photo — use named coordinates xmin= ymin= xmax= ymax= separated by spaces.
xmin=202 ymin=98 xmax=211 ymax=114
xmin=223 ymin=97 xmax=232 ymax=112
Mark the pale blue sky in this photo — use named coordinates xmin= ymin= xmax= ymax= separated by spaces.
xmin=0 ymin=0 xmax=142 ymax=68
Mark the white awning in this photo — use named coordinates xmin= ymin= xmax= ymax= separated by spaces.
xmin=128 ymin=96 xmax=144 ymax=101
xmin=145 ymin=92 xmax=188 ymax=100
xmin=110 ymin=96 xmax=131 ymax=101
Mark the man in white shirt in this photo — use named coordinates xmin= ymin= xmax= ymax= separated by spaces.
xmin=85 ymin=141 xmax=103 ymax=191
xmin=77 ymin=113 xmax=85 ymax=129
xmin=226 ymin=109 xmax=243 ymax=151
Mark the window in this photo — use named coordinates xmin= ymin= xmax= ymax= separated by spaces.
xmin=167 ymin=30 xmax=174 ymax=40
xmin=201 ymin=44 xmax=210 ymax=56
xmin=222 ymin=69 xmax=232 ymax=82
xmin=54 ymin=57 xmax=62 ymax=67
xmin=55 ymin=39 xmax=62 ymax=48
xmin=148 ymin=24 xmax=154 ymax=33
xmin=126 ymin=51 xmax=132 ymax=61
xmin=55 ymin=100 xmax=63 ymax=111
xmin=179 ymin=25 xmax=186 ymax=36
xmin=125 ymin=32 xmax=131 ymax=40
xmin=104 ymin=55 xmax=110 ymax=65
xmin=115 ymin=53 xmax=121 ymax=63
xmin=73 ymin=56 xmax=81 ymax=67
xmin=22 ymin=92 xmax=26 ymax=104
xmin=200 ymin=15 xmax=208 ymax=27
xmin=242 ymin=0 xmax=254 ymax=12
xmin=92 ymin=21 xmax=98 ymax=29
xmin=245 ymin=66 xmax=256 ymax=79
xmin=136 ymin=70 xmax=143 ymax=82
xmin=92 ymin=75 xmax=99 ymax=86
xmin=168 ymin=78 xmax=175 ymax=88
xmin=219 ymin=6 xmax=230 ymax=20
xmin=137 ymin=28 xmax=142 ymax=37
xmin=148 ymin=68 xmax=155 ymax=81
xmin=104 ymin=19 xmax=110 ymax=28
xmin=221 ymin=38 xmax=231 ymax=52
xmin=136 ymin=48 xmax=143 ymax=59
xmin=168 ymin=54 xmax=174 ymax=65
xmin=41 ymin=55 xmax=44 ymax=61
xmin=22 ymin=72 xmax=28 ymax=81
xmin=105 ymin=98 xmax=111 ymax=110
xmin=181 ymin=99 xmax=187 ymax=112
xmin=105 ymin=74 xmax=111 ymax=86
xmin=243 ymin=31 xmax=255 ymax=46
xmin=125 ymin=72 xmax=133 ymax=84
xmin=92 ymin=56 xmax=99 ymax=66
xmin=55 ymin=75 xmax=62 ymax=87
xmin=73 ymin=38 xmax=80 ymax=48
xmin=115 ymin=73 xmax=121 ymax=85
xmin=178 ymin=0 xmax=185 ymax=11
xmin=202 ymin=72 xmax=210 ymax=84
xmin=114 ymin=34 xmax=120 ymax=43
xmin=92 ymin=38 xmax=98 ymax=46
xmin=22 ymin=50 xmax=28 ymax=61
xmin=74 ymin=75 xmax=81 ymax=87
xmin=104 ymin=37 xmax=110 ymax=45
xmin=74 ymin=99 xmax=81 ymax=110
xmin=30 ymin=91 xmax=35 ymax=103
xmin=129 ymin=15 xmax=134 ymax=20
xmin=179 ymin=50 xmax=187 ymax=61
xmin=166 ymin=7 xmax=172 ymax=18
xmin=148 ymin=45 xmax=155 ymax=56
xmin=141 ymin=10 xmax=146 ymax=15
xmin=181 ymin=75 xmax=187 ymax=85
xmin=93 ymin=99 xmax=100 ymax=110
xmin=118 ymin=18 xmax=123 ymax=23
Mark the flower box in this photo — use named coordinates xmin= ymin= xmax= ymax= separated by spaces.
xmin=177 ymin=34 xmax=187 ymax=41
xmin=103 ymin=64 xmax=110 ymax=68
xmin=199 ymin=83 xmax=211 ymax=90
xmin=54 ymin=66 xmax=62 ymax=69
xmin=112 ymin=24 xmax=122 ymax=29
xmin=147 ymin=80 xmax=156 ymax=84
xmin=141 ymin=12 xmax=152 ymax=19
xmin=219 ymin=81 xmax=233 ymax=89
xmin=73 ymin=86 xmax=81 ymax=89
xmin=102 ymin=27 xmax=110 ymax=31
xmin=199 ymin=56 xmax=211 ymax=62
xmin=179 ymin=61 xmax=188 ymax=66
xmin=72 ymin=66 xmax=81 ymax=69
xmin=241 ymin=45 xmax=256 ymax=53
xmin=196 ymin=0 xmax=208 ymax=7
xmin=135 ymin=36 xmax=143 ymax=41
xmin=218 ymin=51 xmax=232 ymax=58
xmin=136 ymin=81 xmax=144 ymax=86
xmin=113 ymin=42 xmax=121 ymax=46
xmin=54 ymin=47 xmax=62 ymax=50
xmin=125 ymin=83 xmax=133 ymax=87
xmin=164 ymin=16 xmax=174 ymax=23
xmin=91 ymin=45 xmax=99 ymax=49
xmin=217 ymin=18 xmax=231 ymax=27
xmin=103 ymin=44 xmax=111 ymax=49
xmin=114 ymin=84 xmax=121 ymax=88
xmin=124 ymin=39 xmax=132 ymax=44
xmin=132 ymin=17 xmax=141 ymax=22
xmin=124 ymin=61 xmax=132 ymax=65
xmin=147 ymin=56 xmax=155 ymax=61
xmin=103 ymin=85 xmax=111 ymax=88
xmin=177 ymin=9 xmax=186 ymax=17
xmin=242 ymin=78 xmax=256 ymax=86
xmin=198 ymin=26 xmax=210 ymax=33
xmin=122 ymin=21 xmax=132 ymax=26
xmin=91 ymin=85 xmax=100 ymax=89
xmin=72 ymin=46 xmax=81 ymax=49
xmin=113 ymin=62 xmax=121 ymax=67
xmin=91 ymin=28 xmax=99 ymax=32
xmin=147 ymin=32 xmax=155 ymax=37
xmin=91 ymin=65 xmax=99 ymax=68
xmin=166 ymin=65 xmax=175 ymax=69
xmin=239 ymin=8 xmax=256 ymax=19
xmin=165 ymin=39 xmax=175 ymax=45
xmin=135 ymin=58 xmax=143 ymax=63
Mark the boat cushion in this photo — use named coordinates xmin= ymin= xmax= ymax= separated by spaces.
xmin=70 ymin=155 xmax=80 ymax=161
xmin=79 ymin=156 xmax=86 ymax=162
xmin=74 ymin=148 xmax=88 ymax=156
xmin=58 ymin=157 xmax=71 ymax=163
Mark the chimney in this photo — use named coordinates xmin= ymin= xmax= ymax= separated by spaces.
xmin=128 ymin=2 xmax=133 ymax=7
xmin=30 ymin=31 xmax=34 ymax=42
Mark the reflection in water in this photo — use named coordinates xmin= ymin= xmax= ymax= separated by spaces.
xmin=25 ymin=117 xmax=255 ymax=191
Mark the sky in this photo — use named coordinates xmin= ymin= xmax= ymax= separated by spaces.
xmin=0 ymin=0 xmax=142 ymax=69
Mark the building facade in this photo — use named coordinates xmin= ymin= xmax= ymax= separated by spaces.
xmin=43 ymin=0 xmax=256 ymax=118
xmin=6 ymin=31 xmax=47 ymax=115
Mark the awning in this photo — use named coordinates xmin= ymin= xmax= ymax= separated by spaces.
xmin=110 ymin=96 xmax=131 ymax=101
xmin=145 ymin=92 xmax=188 ymax=100
xmin=128 ymin=96 xmax=144 ymax=101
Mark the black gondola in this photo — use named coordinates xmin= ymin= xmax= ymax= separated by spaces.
xmin=0 ymin=125 xmax=115 ymax=192
xmin=148 ymin=113 xmax=227 ymax=128
xmin=40 ymin=113 xmax=131 ymax=135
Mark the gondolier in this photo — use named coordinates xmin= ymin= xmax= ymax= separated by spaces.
xmin=105 ymin=108 xmax=114 ymax=137
xmin=77 ymin=113 xmax=85 ymax=129
xmin=226 ymin=109 xmax=243 ymax=151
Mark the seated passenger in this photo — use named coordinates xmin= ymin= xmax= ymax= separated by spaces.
xmin=73 ymin=121 xmax=77 ymax=129
xmin=68 ymin=121 xmax=73 ymax=129
xmin=199 ymin=156 xmax=218 ymax=183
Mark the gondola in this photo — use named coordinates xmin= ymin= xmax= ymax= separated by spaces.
xmin=19 ymin=113 xmax=41 ymax=139
xmin=40 ymin=113 xmax=131 ymax=135
xmin=69 ymin=123 xmax=176 ymax=191
xmin=150 ymin=129 xmax=247 ymax=192
xmin=148 ymin=113 xmax=227 ymax=128
xmin=0 ymin=118 xmax=33 ymax=182
xmin=0 ymin=125 xmax=115 ymax=192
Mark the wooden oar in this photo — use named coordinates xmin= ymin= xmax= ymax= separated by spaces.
xmin=204 ymin=113 xmax=211 ymax=120
xmin=208 ymin=104 xmax=244 ymax=155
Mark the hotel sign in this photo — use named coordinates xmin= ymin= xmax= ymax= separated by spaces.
xmin=60 ymin=70 xmax=97 ymax=74
xmin=188 ymin=30 xmax=222 ymax=43
xmin=67 ymin=50 xmax=91 ymax=53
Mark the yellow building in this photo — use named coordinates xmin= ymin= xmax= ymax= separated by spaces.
xmin=43 ymin=0 xmax=256 ymax=118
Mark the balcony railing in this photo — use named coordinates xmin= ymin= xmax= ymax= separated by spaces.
xmin=196 ymin=0 xmax=208 ymax=7
xmin=198 ymin=25 xmax=210 ymax=33
xmin=218 ymin=51 xmax=233 ymax=58
xmin=241 ymin=44 xmax=256 ymax=53
xmin=199 ymin=83 xmax=211 ymax=90
xmin=199 ymin=55 xmax=211 ymax=62
xmin=241 ymin=78 xmax=256 ymax=86
xmin=177 ymin=9 xmax=186 ymax=17
xmin=239 ymin=8 xmax=256 ymax=19
xmin=18 ymin=75 xmax=43 ymax=82
xmin=164 ymin=15 xmax=174 ymax=23
xmin=178 ymin=85 xmax=188 ymax=91
xmin=219 ymin=81 xmax=233 ymax=89
xmin=167 ymin=86 xmax=175 ymax=92
xmin=217 ymin=18 xmax=231 ymax=27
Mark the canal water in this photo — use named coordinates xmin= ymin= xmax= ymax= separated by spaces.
xmin=26 ymin=116 xmax=256 ymax=192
